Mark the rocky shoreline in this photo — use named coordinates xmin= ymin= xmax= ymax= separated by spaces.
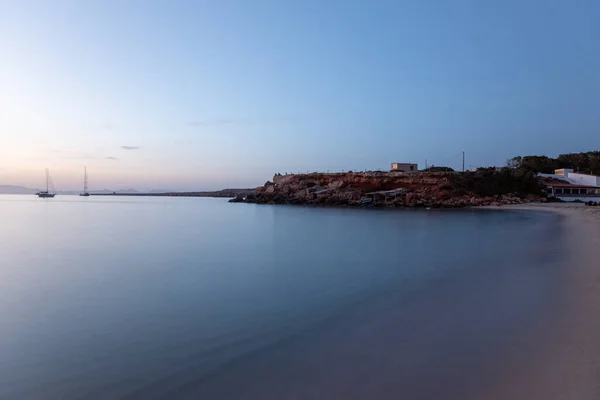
xmin=231 ymin=170 xmax=545 ymax=208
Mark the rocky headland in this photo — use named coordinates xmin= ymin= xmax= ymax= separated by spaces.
xmin=231 ymin=169 xmax=546 ymax=208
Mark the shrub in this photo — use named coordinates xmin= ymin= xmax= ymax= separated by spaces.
xmin=423 ymin=166 xmax=455 ymax=172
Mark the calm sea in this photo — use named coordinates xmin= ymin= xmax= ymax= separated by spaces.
xmin=0 ymin=195 xmax=565 ymax=399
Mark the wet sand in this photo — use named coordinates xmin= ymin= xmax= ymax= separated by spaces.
xmin=475 ymin=203 xmax=600 ymax=399
xmin=151 ymin=205 xmax=600 ymax=400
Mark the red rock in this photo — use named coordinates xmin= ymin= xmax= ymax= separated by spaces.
xmin=265 ymin=185 xmax=275 ymax=194
xmin=293 ymin=189 xmax=307 ymax=198
xmin=240 ymin=171 xmax=544 ymax=208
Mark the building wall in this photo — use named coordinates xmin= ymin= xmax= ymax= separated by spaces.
xmin=549 ymin=187 xmax=600 ymax=196
xmin=539 ymin=171 xmax=600 ymax=186
xmin=391 ymin=163 xmax=418 ymax=173
xmin=555 ymin=168 xmax=574 ymax=175
xmin=566 ymin=173 xmax=600 ymax=187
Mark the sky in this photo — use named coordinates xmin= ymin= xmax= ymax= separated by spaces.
xmin=1 ymin=0 xmax=599 ymax=190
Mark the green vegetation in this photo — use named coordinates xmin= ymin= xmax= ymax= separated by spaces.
xmin=422 ymin=166 xmax=455 ymax=172
xmin=507 ymin=151 xmax=600 ymax=175
xmin=460 ymin=167 xmax=544 ymax=197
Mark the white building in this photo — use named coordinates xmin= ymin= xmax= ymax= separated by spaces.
xmin=539 ymin=169 xmax=600 ymax=202
xmin=565 ymin=172 xmax=600 ymax=187
xmin=390 ymin=163 xmax=418 ymax=173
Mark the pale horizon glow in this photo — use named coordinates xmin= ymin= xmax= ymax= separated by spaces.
xmin=1 ymin=1 xmax=599 ymax=190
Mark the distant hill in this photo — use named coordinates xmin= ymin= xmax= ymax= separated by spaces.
xmin=88 ymin=189 xmax=114 ymax=194
xmin=88 ymin=189 xmax=139 ymax=194
xmin=1 ymin=185 xmax=252 ymax=197
xmin=0 ymin=185 xmax=38 ymax=194
xmin=0 ymin=186 xmax=143 ymax=195
xmin=90 ymin=188 xmax=255 ymax=197
xmin=0 ymin=186 xmax=84 ymax=195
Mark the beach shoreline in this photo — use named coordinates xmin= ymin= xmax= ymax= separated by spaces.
xmin=182 ymin=204 xmax=600 ymax=400
xmin=154 ymin=205 xmax=597 ymax=400
xmin=478 ymin=203 xmax=600 ymax=399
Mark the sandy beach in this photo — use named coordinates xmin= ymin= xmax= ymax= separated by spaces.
xmin=477 ymin=203 xmax=600 ymax=399
xmin=154 ymin=204 xmax=600 ymax=400
xmin=189 ymin=204 xmax=600 ymax=400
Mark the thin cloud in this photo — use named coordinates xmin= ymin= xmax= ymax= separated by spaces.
xmin=105 ymin=156 xmax=119 ymax=160
xmin=103 ymin=123 xmax=114 ymax=130
xmin=121 ymin=146 xmax=140 ymax=150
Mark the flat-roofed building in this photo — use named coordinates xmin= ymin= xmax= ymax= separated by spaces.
xmin=539 ymin=169 xmax=600 ymax=202
xmin=390 ymin=163 xmax=418 ymax=173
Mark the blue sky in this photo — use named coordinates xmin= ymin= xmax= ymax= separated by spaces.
xmin=1 ymin=0 xmax=599 ymax=190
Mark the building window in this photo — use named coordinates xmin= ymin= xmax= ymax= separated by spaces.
xmin=564 ymin=188 xmax=571 ymax=194
xmin=555 ymin=188 xmax=563 ymax=194
xmin=410 ymin=166 xmax=414 ymax=171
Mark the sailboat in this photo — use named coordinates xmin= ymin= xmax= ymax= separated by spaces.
xmin=79 ymin=166 xmax=90 ymax=196
xmin=37 ymin=169 xmax=56 ymax=198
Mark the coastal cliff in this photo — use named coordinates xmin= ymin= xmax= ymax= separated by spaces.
xmin=232 ymin=169 xmax=545 ymax=208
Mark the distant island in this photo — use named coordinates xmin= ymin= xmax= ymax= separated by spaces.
xmin=0 ymin=185 xmax=39 ymax=195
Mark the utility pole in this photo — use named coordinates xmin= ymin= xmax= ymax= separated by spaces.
xmin=462 ymin=151 xmax=465 ymax=172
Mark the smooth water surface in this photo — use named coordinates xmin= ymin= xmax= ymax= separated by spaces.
xmin=0 ymin=195 xmax=564 ymax=399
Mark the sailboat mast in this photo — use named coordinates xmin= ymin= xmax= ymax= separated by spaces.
xmin=46 ymin=168 xmax=49 ymax=192
xmin=84 ymin=166 xmax=88 ymax=193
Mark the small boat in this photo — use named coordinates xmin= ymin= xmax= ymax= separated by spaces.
xmin=37 ymin=169 xmax=56 ymax=198
xmin=79 ymin=166 xmax=90 ymax=196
